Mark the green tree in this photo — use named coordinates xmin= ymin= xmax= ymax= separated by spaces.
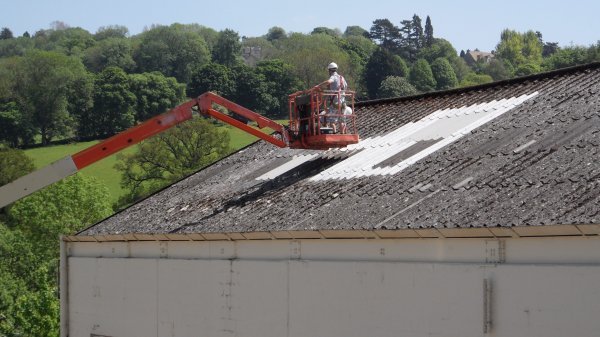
xmin=187 ymin=62 xmax=235 ymax=97
xmin=311 ymin=27 xmax=341 ymax=37
xmin=368 ymin=19 xmax=400 ymax=52
xmin=0 ymin=27 xmax=14 ymax=40
xmin=431 ymin=57 xmax=458 ymax=90
xmin=541 ymin=46 xmax=589 ymax=70
xmin=481 ymin=59 xmax=512 ymax=81
xmin=34 ymin=27 xmax=95 ymax=57
xmin=409 ymin=59 xmax=436 ymax=92
xmin=13 ymin=50 xmax=87 ymax=144
xmin=450 ymin=57 xmax=473 ymax=82
xmin=115 ymin=117 xmax=230 ymax=204
xmin=0 ymin=36 xmax=35 ymax=58
xmin=256 ymin=59 xmax=304 ymax=117
xmin=424 ymin=16 xmax=434 ymax=47
xmin=94 ymin=25 xmax=129 ymax=41
xmin=279 ymin=33 xmax=351 ymax=88
xmin=495 ymin=29 xmax=542 ymax=72
xmin=265 ymin=26 xmax=286 ymax=43
xmin=460 ymin=73 xmax=493 ymax=87
xmin=0 ymin=102 xmax=35 ymax=147
xmin=364 ymin=47 xmax=408 ymax=98
xmin=89 ymin=66 xmax=136 ymax=138
xmin=417 ymin=38 xmax=457 ymax=63
xmin=8 ymin=173 xmax=112 ymax=256
xmin=212 ymin=29 xmax=242 ymax=67
xmin=377 ymin=76 xmax=417 ymax=98
xmin=515 ymin=62 xmax=541 ymax=77
xmin=134 ymin=25 xmax=210 ymax=83
xmin=83 ymin=37 xmax=135 ymax=73
xmin=344 ymin=26 xmax=368 ymax=38
xmin=68 ymin=72 xmax=95 ymax=140
xmin=230 ymin=65 xmax=278 ymax=115
xmin=0 ymin=145 xmax=34 ymax=186
xmin=128 ymin=72 xmax=185 ymax=121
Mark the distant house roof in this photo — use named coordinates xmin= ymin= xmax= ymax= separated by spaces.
xmin=80 ymin=63 xmax=600 ymax=238
xmin=464 ymin=50 xmax=495 ymax=65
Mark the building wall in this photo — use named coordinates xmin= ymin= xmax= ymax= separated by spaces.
xmin=62 ymin=236 xmax=600 ymax=337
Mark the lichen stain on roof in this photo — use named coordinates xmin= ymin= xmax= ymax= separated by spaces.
xmin=81 ymin=63 xmax=600 ymax=236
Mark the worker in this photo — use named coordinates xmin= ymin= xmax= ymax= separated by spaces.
xmin=315 ymin=62 xmax=348 ymax=133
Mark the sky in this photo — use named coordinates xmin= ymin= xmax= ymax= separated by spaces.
xmin=2 ymin=0 xmax=599 ymax=52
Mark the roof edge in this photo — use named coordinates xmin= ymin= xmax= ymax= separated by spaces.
xmin=66 ymin=224 xmax=600 ymax=242
xmin=356 ymin=61 xmax=600 ymax=108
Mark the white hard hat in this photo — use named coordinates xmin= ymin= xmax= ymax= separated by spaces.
xmin=327 ymin=62 xmax=338 ymax=70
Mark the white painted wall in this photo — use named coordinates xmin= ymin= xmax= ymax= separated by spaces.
xmin=63 ymin=236 xmax=600 ymax=337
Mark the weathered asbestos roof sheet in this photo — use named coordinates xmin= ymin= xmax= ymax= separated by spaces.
xmin=81 ymin=63 xmax=600 ymax=236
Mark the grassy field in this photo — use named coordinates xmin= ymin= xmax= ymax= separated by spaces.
xmin=23 ymin=124 xmax=272 ymax=205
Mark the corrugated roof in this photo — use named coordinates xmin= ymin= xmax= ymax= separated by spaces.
xmin=80 ymin=62 xmax=600 ymax=236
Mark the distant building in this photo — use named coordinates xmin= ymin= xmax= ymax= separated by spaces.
xmin=463 ymin=49 xmax=495 ymax=65
xmin=242 ymin=46 xmax=262 ymax=66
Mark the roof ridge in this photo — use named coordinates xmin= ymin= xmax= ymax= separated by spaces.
xmin=357 ymin=61 xmax=600 ymax=107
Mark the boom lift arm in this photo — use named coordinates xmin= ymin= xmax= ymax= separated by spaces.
xmin=0 ymin=88 xmax=359 ymax=208
xmin=0 ymin=92 xmax=289 ymax=208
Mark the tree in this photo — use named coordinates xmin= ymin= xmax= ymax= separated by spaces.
xmin=265 ymin=26 xmax=286 ymax=42
xmin=212 ymin=29 xmax=242 ymax=67
xmin=187 ymin=62 xmax=235 ymax=97
xmin=431 ymin=57 xmax=458 ymax=90
xmin=541 ymin=46 xmax=588 ymax=70
xmin=229 ymin=65 xmax=278 ymax=115
xmin=424 ymin=16 xmax=434 ymax=47
xmin=279 ymin=33 xmax=351 ymax=88
xmin=515 ymin=62 xmax=541 ymax=76
xmin=129 ymin=72 xmax=185 ymax=121
xmin=495 ymin=29 xmax=525 ymax=68
xmin=459 ymin=73 xmax=493 ymax=87
xmin=0 ymin=27 xmax=14 ymax=40
xmin=417 ymin=38 xmax=458 ymax=63
xmin=134 ymin=25 xmax=210 ymax=83
xmin=115 ymin=117 xmax=231 ymax=204
xmin=0 ymin=145 xmax=34 ymax=186
xmin=83 ymin=37 xmax=135 ymax=73
xmin=68 ymin=72 xmax=95 ymax=140
xmin=409 ymin=59 xmax=436 ymax=92
xmin=311 ymin=27 xmax=341 ymax=37
xmin=368 ymin=19 xmax=400 ymax=52
xmin=34 ymin=27 xmax=95 ymax=57
xmin=94 ymin=25 xmax=129 ymax=40
xmin=88 ymin=66 xmax=136 ymax=138
xmin=450 ymin=57 xmax=473 ymax=82
xmin=7 ymin=173 xmax=112 ymax=257
xmin=364 ymin=47 xmax=408 ymax=98
xmin=13 ymin=50 xmax=87 ymax=144
xmin=0 ymin=36 xmax=35 ymax=58
xmin=377 ymin=76 xmax=417 ymax=98
xmin=0 ymin=102 xmax=35 ymax=147
xmin=410 ymin=14 xmax=424 ymax=50
xmin=481 ymin=59 xmax=512 ymax=81
xmin=344 ymin=26 xmax=368 ymax=38
xmin=495 ymin=29 xmax=542 ymax=71
xmin=256 ymin=59 xmax=303 ymax=117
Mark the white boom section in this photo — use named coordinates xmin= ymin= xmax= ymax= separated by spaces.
xmin=0 ymin=156 xmax=78 ymax=208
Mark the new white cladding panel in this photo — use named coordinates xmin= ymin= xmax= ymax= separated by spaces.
xmin=311 ymin=93 xmax=538 ymax=180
